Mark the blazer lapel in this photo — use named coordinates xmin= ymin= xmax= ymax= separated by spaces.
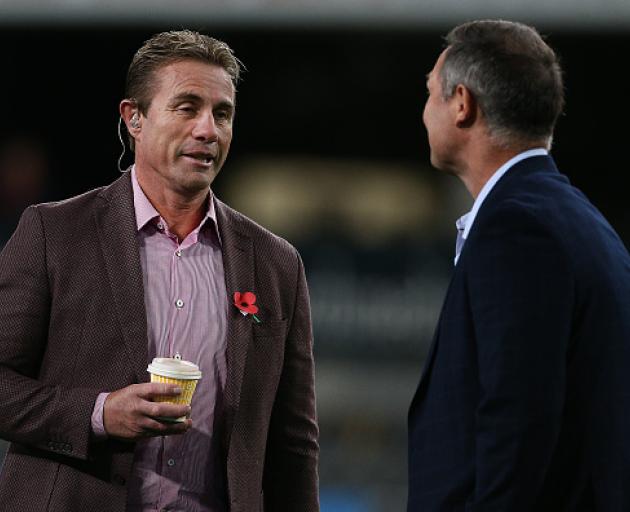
xmin=93 ymin=172 xmax=149 ymax=383
xmin=215 ymin=199 xmax=255 ymax=451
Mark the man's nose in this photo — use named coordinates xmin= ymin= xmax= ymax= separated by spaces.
xmin=192 ymin=114 xmax=219 ymax=142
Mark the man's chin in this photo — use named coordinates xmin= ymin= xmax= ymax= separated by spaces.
xmin=430 ymin=155 xmax=457 ymax=176
xmin=181 ymin=177 xmax=214 ymax=195
xmin=168 ymin=170 xmax=213 ymax=196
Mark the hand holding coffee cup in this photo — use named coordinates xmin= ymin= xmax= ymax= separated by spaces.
xmin=103 ymin=357 xmax=201 ymax=440
xmin=103 ymin=382 xmax=193 ymax=441
xmin=147 ymin=357 xmax=202 ymax=422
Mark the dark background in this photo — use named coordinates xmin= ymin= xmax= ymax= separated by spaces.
xmin=1 ymin=23 xmax=629 ymax=511
xmin=1 ymin=27 xmax=628 ymax=235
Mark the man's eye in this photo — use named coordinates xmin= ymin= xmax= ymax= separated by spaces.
xmin=215 ymin=111 xmax=230 ymax=122
xmin=178 ymin=106 xmax=196 ymax=113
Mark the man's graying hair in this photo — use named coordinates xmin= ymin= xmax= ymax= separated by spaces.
xmin=441 ymin=20 xmax=564 ymax=147
xmin=126 ymin=29 xmax=242 ymax=115
xmin=123 ymin=30 xmax=243 ymax=150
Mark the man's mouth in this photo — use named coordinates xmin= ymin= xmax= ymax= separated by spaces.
xmin=182 ymin=152 xmax=216 ymax=165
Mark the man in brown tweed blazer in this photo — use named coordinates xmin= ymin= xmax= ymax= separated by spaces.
xmin=0 ymin=30 xmax=319 ymax=511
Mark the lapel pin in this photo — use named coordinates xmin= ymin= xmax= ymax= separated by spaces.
xmin=233 ymin=291 xmax=261 ymax=323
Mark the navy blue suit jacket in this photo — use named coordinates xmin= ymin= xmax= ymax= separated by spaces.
xmin=408 ymin=155 xmax=630 ymax=511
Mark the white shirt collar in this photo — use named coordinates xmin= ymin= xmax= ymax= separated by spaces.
xmin=454 ymin=148 xmax=548 ymax=265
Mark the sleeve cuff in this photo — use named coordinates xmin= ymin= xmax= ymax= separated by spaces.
xmin=91 ymin=392 xmax=110 ymax=440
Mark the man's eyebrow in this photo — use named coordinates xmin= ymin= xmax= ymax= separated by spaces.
xmin=169 ymin=92 xmax=203 ymax=105
xmin=168 ymin=92 xmax=234 ymax=111
xmin=214 ymin=100 xmax=235 ymax=111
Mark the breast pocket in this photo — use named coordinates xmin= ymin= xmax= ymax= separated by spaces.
xmin=251 ymin=318 xmax=287 ymax=373
xmin=252 ymin=318 xmax=287 ymax=338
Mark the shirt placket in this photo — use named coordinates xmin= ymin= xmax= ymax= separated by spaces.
xmin=160 ymin=226 xmax=187 ymax=511
xmin=169 ymin=250 xmax=183 ymax=358
xmin=169 ymin=230 xmax=200 ymax=359
xmin=161 ymin=232 xmax=200 ymax=511
xmin=163 ymin=222 xmax=185 ymax=358
xmin=160 ymin=435 xmax=182 ymax=510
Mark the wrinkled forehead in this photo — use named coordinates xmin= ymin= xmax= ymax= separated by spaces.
xmin=427 ymin=48 xmax=449 ymax=85
xmin=142 ymin=58 xmax=236 ymax=108
xmin=161 ymin=60 xmax=233 ymax=91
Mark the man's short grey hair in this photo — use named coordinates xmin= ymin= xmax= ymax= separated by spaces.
xmin=441 ymin=20 xmax=564 ymax=148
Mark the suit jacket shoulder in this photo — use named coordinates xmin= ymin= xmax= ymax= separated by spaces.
xmin=33 ymin=172 xmax=132 ymax=231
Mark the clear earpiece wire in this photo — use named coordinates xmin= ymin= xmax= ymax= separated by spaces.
xmin=117 ymin=116 xmax=128 ymax=173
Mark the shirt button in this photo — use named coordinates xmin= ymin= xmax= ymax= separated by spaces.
xmin=175 ymin=250 xmax=182 ymax=257
xmin=167 ymin=458 xmax=176 ymax=467
xmin=175 ymin=299 xmax=184 ymax=309
xmin=157 ymin=222 xmax=164 ymax=230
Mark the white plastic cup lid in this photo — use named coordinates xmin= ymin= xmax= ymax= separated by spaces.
xmin=147 ymin=357 xmax=202 ymax=380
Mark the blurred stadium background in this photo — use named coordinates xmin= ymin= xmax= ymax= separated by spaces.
xmin=1 ymin=1 xmax=629 ymax=510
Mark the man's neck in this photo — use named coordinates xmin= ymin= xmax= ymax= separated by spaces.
xmin=459 ymin=141 xmax=547 ymax=199
xmin=135 ymin=168 xmax=209 ymax=241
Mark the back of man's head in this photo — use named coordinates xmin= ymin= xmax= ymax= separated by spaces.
xmin=441 ymin=19 xmax=564 ymax=148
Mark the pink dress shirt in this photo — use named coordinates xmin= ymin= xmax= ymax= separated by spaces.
xmin=92 ymin=167 xmax=228 ymax=511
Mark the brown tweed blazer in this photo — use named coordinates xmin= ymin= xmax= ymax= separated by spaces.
xmin=0 ymin=171 xmax=319 ymax=511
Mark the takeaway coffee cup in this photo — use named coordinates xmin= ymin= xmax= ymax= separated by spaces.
xmin=147 ymin=357 xmax=202 ymax=422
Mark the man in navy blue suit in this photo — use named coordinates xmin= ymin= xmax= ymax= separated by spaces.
xmin=408 ymin=19 xmax=630 ymax=511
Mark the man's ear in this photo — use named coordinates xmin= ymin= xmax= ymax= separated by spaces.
xmin=120 ymin=99 xmax=141 ymax=137
xmin=452 ymin=84 xmax=478 ymax=128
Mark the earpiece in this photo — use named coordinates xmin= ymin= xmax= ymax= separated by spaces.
xmin=130 ymin=113 xmax=140 ymax=128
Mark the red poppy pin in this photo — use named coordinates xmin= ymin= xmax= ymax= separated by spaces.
xmin=233 ymin=291 xmax=261 ymax=323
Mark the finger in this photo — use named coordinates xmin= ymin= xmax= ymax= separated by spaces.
xmin=141 ymin=401 xmax=191 ymax=419
xmin=161 ymin=419 xmax=192 ymax=435
xmin=135 ymin=382 xmax=183 ymax=399
xmin=154 ymin=403 xmax=191 ymax=418
xmin=142 ymin=417 xmax=191 ymax=436
xmin=142 ymin=417 xmax=172 ymax=434
xmin=161 ymin=418 xmax=192 ymax=431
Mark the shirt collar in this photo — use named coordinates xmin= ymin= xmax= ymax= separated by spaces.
xmin=130 ymin=165 xmax=221 ymax=244
xmin=456 ymin=148 xmax=548 ymax=241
